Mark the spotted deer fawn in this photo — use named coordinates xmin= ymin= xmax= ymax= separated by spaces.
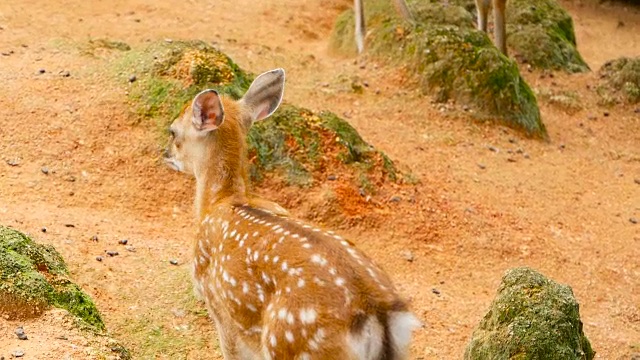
xmin=354 ymin=0 xmax=508 ymax=55
xmin=163 ymin=68 xmax=421 ymax=359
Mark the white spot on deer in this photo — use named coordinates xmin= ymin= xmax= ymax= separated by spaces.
xmin=329 ymin=268 xmax=337 ymax=276
xmin=218 ymin=243 xmax=224 ymax=252
xmin=278 ymin=308 xmax=288 ymax=320
xmin=308 ymin=339 xmax=319 ymax=350
xmin=297 ymin=278 xmax=305 ymax=288
xmin=247 ymin=303 xmax=257 ymax=312
xmin=299 ymin=308 xmax=317 ymax=324
xmin=313 ymin=277 xmax=326 ymax=286
xmin=273 ymin=256 xmax=279 ymax=263
xmin=300 ymin=352 xmax=311 ymax=360
xmin=302 ymin=243 xmax=312 ymax=249
xmin=284 ymin=230 xmax=291 ymax=236
xmin=282 ymin=261 xmax=288 ymax=271
xmin=285 ymin=286 xmax=291 ymax=293
xmin=262 ymin=272 xmax=272 ymax=284
xmin=270 ymin=334 xmax=277 ymax=347
xmin=278 ymin=236 xmax=285 ymax=244
xmin=253 ymin=231 xmax=260 ymax=237
xmin=230 ymin=277 xmax=237 ymax=287
xmin=242 ymin=281 xmax=249 ymax=294
xmin=285 ymin=331 xmax=294 ymax=343
xmin=335 ymin=277 xmax=346 ymax=287
xmin=239 ymin=240 xmax=245 ymax=248
xmin=253 ymin=250 xmax=260 ymax=261
xmin=292 ymin=234 xmax=300 ymax=239
xmin=264 ymin=254 xmax=270 ymax=262
xmin=286 ymin=312 xmax=295 ymax=324
xmin=222 ymin=271 xmax=230 ymax=282
xmin=311 ymin=254 xmax=327 ymax=266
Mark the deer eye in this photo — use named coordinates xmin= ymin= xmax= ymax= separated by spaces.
xmin=169 ymin=128 xmax=176 ymax=139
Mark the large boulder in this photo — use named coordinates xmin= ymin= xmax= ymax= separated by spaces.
xmin=597 ymin=57 xmax=640 ymax=105
xmin=464 ymin=267 xmax=595 ymax=359
xmin=120 ymin=40 xmax=404 ymax=190
xmin=331 ymin=0 xmax=547 ymax=139
xmin=0 ymin=226 xmax=104 ymax=331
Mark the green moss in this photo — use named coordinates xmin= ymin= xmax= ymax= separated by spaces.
xmin=0 ymin=226 xmax=105 ymax=332
xmin=331 ymin=0 xmax=547 ymax=139
xmin=464 ymin=267 xmax=595 ymax=360
xmin=118 ymin=40 xmax=403 ymax=191
xmin=598 ymin=57 xmax=640 ymax=104
xmin=508 ymin=0 xmax=589 ymax=73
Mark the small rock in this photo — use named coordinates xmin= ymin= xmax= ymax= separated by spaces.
xmin=65 ymin=175 xmax=76 ymax=182
xmin=13 ymin=350 xmax=24 ymax=358
xmin=164 ymin=38 xmax=173 ymax=43
xmin=432 ymin=288 xmax=441 ymax=296
xmin=96 ymin=256 xmax=103 ymax=262
xmin=508 ymin=138 xmax=517 ymax=144
xmin=603 ymin=111 xmax=610 ymax=117
xmin=118 ymin=239 xmax=128 ymax=245
xmin=60 ymin=70 xmax=71 ymax=77
xmin=41 ymin=227 xmax=47 ymax=233
xmin=125 ymin=245 xmax=136 ymax=252
xmin=6 ymin=158 xmax=20 ymax=166
xmin=523 ymin=153 xmax=530 ymax=159
xmin=507 ymin=158 xmax=517 ymax=163
xmin=64 ymin=224 xmax=75 ymax=228
xmin=630 ymin=217 xmax=638 ymax=224
xmin=359 ymin=188 xmax=366 ymax=197
xmin=128 ymin=75 xmax=137 ymax=83
xmin=1 ymin=50 xmax=14 ymax=56
xmin=477 ymin=163 xmax=486 ymax=170
xmin=106 ymin=250 xmax=119 ymax=257
xmin=91 ymin=235 xmax=98 ymax=242
xmin=389 ymin=196 xmax=402 ymax=203
xmin=487 ymin=146 xmax=499 ymax=153
xmin=400 ymin=250 xmax=414 ymax=262
xmin=633 ymin=178 xmax=640 ymax=185
xmin=327 ymin=175 xmax=337 ymax=181
xmin=559 ymin=144 xmax=566 ymax=150
xmin=40 ymin=166 xmax=49 ymax=174
xmin=170 ymin=259 xmax=179 ymax=266
xmin=15 ymin=327 xmax=27 ymax=340
xmin=38 ymin=68 xmax=46 ymax=74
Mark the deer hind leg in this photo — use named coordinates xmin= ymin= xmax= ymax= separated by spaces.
xmin=354 ymin=0 xmax=366 ymax=54
xmin=212 ymin=315 xmax=241 ymax=359
xmin=346 ymin=314 xmax=385 ymax=359
xmin=492 ymin=0 xmax=507 ymax=55
xmin=475 ymin=0 xmax=491 ymax=33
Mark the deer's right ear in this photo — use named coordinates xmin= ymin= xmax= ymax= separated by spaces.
xmin=192 ymin=89 xmax=225 ymax=132
xmin=239 ymin=68 xmax=285 ymax=125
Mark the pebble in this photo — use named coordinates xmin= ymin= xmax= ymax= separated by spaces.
xmin=118 ymin=239 xmax=128 ymax=245
xmin=477 ymin=163 xmax=486 ymax=170
xmin=38 ymin=68 xmax=46 ymax=74
xmin=41 ymin=227 xmax=47 ymax=233
xmin=432 ymin=288 xmax=441 ymax=296
xmin=6 ymin=158 xmax=20 ymax=166
xmin=13 ymin=350 xmax=24 ymax=358
xmin=170 ymin=259 xmax=179 ymax=266
xmin=40 ymin=166 xmax=49 ymax=174
xmin=634 ymin=179 xmax=640 ymax=185
xmin=91 ymin=235 xmax=98 ymax=242
xmin=96 ymin=256 xmax=103 ymax=262
xmin=507 ymin=158 xmax=517 ymax=163
xmin=106 ymin=250 xmax=119 ymax=257
xmin=603 ymin=111 xmax=610 ymax=117
xmin=630 ymin=218 xmax=638 ymax=224
xmin=559 ymin=144 xmax=566 ymax=150
xmin=15 ymin=327 xmax=27 ymax=340
xmin=125 ymin=246 xmax=136 ymax=252
xmin=64 ymin=224 xmax=75 ymax=228
xmin=389 ymin=196 xmax=402 ymax=203
xmin=327 ymin=175 xmax=337 ymax=181
xmin=128 ymin=75 xmax=137 ymax=83
xmin=400 ymin=250 xmax=414 ymax=262
xmin=60 ymin=70 xmax=71 ymax=77
xmin=487 ymin=145 xmax=498 ymax=152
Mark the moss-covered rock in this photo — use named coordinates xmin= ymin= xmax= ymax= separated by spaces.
xmin=0 ymin=226 xmax=105 ymax=332
xmin=331 ymin=0 xmax=547 ymax=139
xmin=464 ymin=267 xmax=595 ymax=360
xmin=505 ymin=0 xmax=589 ymax=73
xmin=120 ymin=40 xmax=403 ymax=190
xmin=597 ymin=57 xmax=640 ymax=105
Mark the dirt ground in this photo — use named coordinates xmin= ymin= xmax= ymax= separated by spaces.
xmin=0 ymin=0 xmax=638 ymax=359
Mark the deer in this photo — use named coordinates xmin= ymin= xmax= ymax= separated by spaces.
xmin=354 ymin=0 xmax=508 ymax=55
xmin=163 ymin=68 xmax=422 ymax=359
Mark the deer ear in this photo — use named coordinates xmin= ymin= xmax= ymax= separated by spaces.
xmin=192 ymin=89 xmax=224 ymax=132
xmin=239 ymin=68 xmax=285 ymax=125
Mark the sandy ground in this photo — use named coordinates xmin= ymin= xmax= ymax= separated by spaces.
xmin=0 ymin=0 xmax=638 ymax=358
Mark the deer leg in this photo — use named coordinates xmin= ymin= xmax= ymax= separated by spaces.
xmin=475 ymin=0 xmax=491 ymax=32
xmin=212 ymin=315 xmax=239 ymax=359
xmin=493 ymin=0 xmax=507 ymax=55
xmin=354 ymin=0 xmax=366 ymax=53
xmin=392 ymin=0 xmax=413 ymax=21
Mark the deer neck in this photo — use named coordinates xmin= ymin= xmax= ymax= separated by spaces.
xmin=194 ymin=136 xmax=250 ymax=220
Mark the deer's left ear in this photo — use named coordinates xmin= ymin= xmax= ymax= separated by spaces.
xmin=192 ymin=89 xmax=225 ymax=132
xmin=239 ymin=68 xmax=285 ymax=125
